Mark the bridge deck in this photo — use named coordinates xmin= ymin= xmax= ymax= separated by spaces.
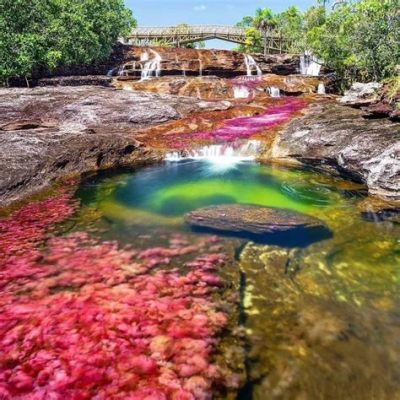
xmin=127 ymin=25 xmax=291 ymax=53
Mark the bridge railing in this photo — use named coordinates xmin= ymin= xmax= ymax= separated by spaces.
xmin=130 ymin=25 xmax=248 ymax=37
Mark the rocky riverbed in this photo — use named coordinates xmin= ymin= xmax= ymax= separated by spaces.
xmin=0 ymin=86 xmax=230 ymax=206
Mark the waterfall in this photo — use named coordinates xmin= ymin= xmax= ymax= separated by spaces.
xmin=233 ymin=85 xmax=251 ymax=99
xmin=198 ymin=59 xmax=203 ymax=77
xmin=244 ymin=55 xmax=262 ymax=77
xmin=106 ymin=68 xmax=116 ymax=77
xmin=140 ymin=49 xmax=162 ymax=80
xmin=267 ymin=87 xmax=281 ymax=98
xmin=317 ymin=83 xmax=326 ymax=94
xmin=165 ymin=141 xmax=261 ymax=168
xmin=300 ymin=51 xmax=322 ymax=76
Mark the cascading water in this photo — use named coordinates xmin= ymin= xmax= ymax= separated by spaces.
xmin=106 ymin=68 xmax=116 ymax=77
xmin=233 ymin=85 xmax=251 ymax=99
xmin=300 ymin=51 xmax=322 ymax=76
xmin=317 ymin=83 xmax=326 ymax=94
xmin=165 ymin=140 xmax=261 ymax=171
xmin=267 ymin=87 xmax=281 ymax=98
xmin=244 ymin=55 xmax=262 ymax=77
xmin=140 ymin=50 xmax=162 ymax=80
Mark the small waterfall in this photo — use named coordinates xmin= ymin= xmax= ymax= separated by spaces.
xmin=267 ymin=87 xmax=281 ymax=98
xmin=233 ymin=85 xmax=251 ymax=99
xmin=244 ymin=55 xmax=262 ymax=77
xmin=300 ymin=51 xmax=322 ymax=76
xmin=106 ymin=68 xmax=116 ymax=77
xmin=140 ymin=50 xmax=162 ymax=80
xmin=198 ymin=59 xmax=203 ymax=77
xmin=317 ymin=83 xmax=326 ymax=94
xmin=165 ymin=141 xmax=261 ymax=167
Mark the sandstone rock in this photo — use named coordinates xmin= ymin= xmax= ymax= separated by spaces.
xmin=269 ymin=102 xmax=400 ymax=200
xmin=116 ymin=47 xmax=301 ymax=78
xmin=38 ymin=75 xmax=112 ymax=87
xmin=339 ymin=82 xmax=383 ymax=107
xmin=185 ymin=204 xmax=328 ymax=244
xmin=0 ymin=86 xmax=231 ymax=206
xmin=113 ymin=74 xmax=324 ymax=101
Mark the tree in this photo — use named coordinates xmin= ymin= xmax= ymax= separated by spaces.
xmin=253 ymin=8 xmax=277 ymax=56
xmin=307 ymin=0 xmax=399 ymax=86
xmin=276 ymin=6 xmax=304 ymax=53
xmin=0 ymin=0 xmax=136 ymax=85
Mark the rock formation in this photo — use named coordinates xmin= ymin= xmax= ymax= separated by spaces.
xmin=185 ymin=204 xmax=329 ymax=245
xmin=269 ymin=102 xmax=400 ymax=200
xmin=0 ymin=86 xmax=231 ymax=206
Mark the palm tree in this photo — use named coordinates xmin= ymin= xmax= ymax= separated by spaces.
xmin=253 ymin=8 xmax=277 ymax=56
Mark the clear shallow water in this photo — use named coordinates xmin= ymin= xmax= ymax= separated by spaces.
xmin=76 ymin=161 xmax=400 ymax=399
xmin=2 ymin=160 xmax=400 ymax=399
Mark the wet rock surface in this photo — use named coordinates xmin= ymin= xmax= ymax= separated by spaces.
xmin=0 ymin=86 xmax=231 ymax=206
xmin=185 ymin=204 xmax=329 ymax=245
xmin=270 ymin=102 xmax=400 ymax=200
xmin=116 ymin=47 xmax=300 ymax=78
xmin=113 ymin=74 xmax=323 ymax=101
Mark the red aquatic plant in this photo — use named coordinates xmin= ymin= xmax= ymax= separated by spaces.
xmin=0 ymin=192 xmax=239 ymax=399
xmin=170 ymin=97 xmax=306 ymax=149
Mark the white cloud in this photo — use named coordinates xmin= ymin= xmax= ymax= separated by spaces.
xmin=193 ymin=4 xmax=207 ymax=11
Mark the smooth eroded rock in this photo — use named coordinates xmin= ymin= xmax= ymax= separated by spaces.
xmin=0 ymin=86 xmax=231 ymax=206
xmin=270 ymin=102 xmax=400 ymax=200
xmin=185 ymin=204 xmax=329 ymax=247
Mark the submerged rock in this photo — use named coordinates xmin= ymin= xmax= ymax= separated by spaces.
xmin=185 ymin=204 xmax=330 ymax=246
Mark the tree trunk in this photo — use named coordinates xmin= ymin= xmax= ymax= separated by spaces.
xmin=25 ymin=76 xmax=30 ymax=88
xmin=263 ymin=30 xmax=267 ymax=57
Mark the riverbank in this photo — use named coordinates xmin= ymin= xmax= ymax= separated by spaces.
xmin=1 ymin=80 xmax=399 ymax=207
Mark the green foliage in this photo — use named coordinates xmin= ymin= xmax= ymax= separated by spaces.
xmin=236 ymin=0 xmax=399 ymax=86
xmin=0 ymin=0 xmax=136 ymax=84
xmin=276 ymin=6 xmax=304 ymax=53
xmin=308 ymin=0 xmax=399 ymax=85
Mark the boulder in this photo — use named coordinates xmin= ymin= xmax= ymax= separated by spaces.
xmin=269 ymin=102 xmax=400 ymax=200
xmin=339 ymin=82 xmax=382 ymax=107
xmin=185 ymin=204 xmax=328 ymax=245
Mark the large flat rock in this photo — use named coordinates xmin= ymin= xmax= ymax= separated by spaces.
xmin=0 ymin=86 xmax=230 ymax=206
xmin=185 ymin=204 xmax=326 ymax=235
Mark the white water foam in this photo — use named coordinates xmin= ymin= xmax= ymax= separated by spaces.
xmin=233 ymin=85 xmax=251 ymax=99
xmin=317 ymin=83 xmax=326 ymax=94
xmin=300 ymin=51 xmax=322 ymax=76
xmin=244 ymin=55 xmax=262 ymax=77
xmin=165 ymin=141 xmax=261 ymax=172
xmin=141 ymin=50 xmax=162 ymax=80
xmin=267 ymin=87 xmax=281 ymax=98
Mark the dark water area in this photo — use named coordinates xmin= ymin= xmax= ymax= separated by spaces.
xmin=1 ymin=160 xmax=400 ymax=399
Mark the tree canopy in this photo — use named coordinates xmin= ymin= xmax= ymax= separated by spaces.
xmin=236 ymin=0 xmax=399 ymax=85
xmin=0 ymin=0 xmax=136 ymax=84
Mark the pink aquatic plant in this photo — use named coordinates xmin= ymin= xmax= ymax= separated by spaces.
xmin=170 ymin=97 xmax=306 ymax=149
xmin=0 ymin=192 xmax=238 ymax=398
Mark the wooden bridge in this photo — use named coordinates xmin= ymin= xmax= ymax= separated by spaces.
xmin=127 ymin=25 xmax=291 ymax=53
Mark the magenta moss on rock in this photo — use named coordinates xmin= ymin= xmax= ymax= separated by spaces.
xmin=170 ymin=98 xmax=307 ymax=149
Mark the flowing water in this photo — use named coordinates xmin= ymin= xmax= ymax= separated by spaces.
xmin=1 ymin=122 xmax=400 ymax=397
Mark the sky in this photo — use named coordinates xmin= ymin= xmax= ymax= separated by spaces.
xmin=125 ymin=0 xmax=317 ymax=49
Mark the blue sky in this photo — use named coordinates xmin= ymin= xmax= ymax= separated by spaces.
xmin=125 ymin=0 xmax=317 ymax=49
